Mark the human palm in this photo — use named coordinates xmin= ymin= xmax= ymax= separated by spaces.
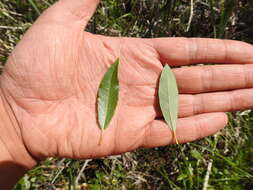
xmin=1 ymin=0 xmax=253 ymax=161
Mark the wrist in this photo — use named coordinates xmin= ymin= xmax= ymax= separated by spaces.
xmin=0 ymin=88 xmax=37 ymax=189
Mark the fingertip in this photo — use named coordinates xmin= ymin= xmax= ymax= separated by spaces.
xmin=178 ymin=112 xmax=228 ymax=143
xmin=38 ymin=0 xmax=100 ymax=26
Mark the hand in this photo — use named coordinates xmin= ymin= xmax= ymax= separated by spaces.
xmin=1 ymin=0 xmax=253 ymax=165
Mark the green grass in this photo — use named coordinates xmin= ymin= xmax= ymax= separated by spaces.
xmin=1 ymin=0 xmax=253 ymax=189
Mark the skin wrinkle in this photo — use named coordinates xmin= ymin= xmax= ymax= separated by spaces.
xmin=144 ymin=49 xmax=162 ymax=72
xmin=23 ymin=49 xmax=33 ymax=96
xmin=82 ymin=39 xmax=101 ymax=95
xmin=5 ymin=59 xmax=33 ymax=102
xmin=201 ymin=114 xmax=216 ymax=138
xmin=0 ymin=95 xmax=24 ymax=161
xmin=51 ymin=34 xmax=59 ymax=100
xmin=153 ymin=41 xmax=163 ymax=64
xmin=30 ymin=100 xmax=58 ymax=116
xmin=0 ymin=85 xmax=32 ymax=131
xmin=101 ymin=37 xmax=117 ymax=63
xmin=69 ymin=6 xmax=90 ymax=22
xmin=78 ymin=77 xmax=94 ymax=107
xmin=133 ymin=41 xmax=161 ymax=73
xmin=145 ymin=39 xmax=159 ymax=58
xmin=15 ymin=96 xmax=71 ymax=116
xmin=188 ymin=116 xmax=198 ymax=141
xmin=74 ymin=43 xmax=81 ymax=100
xmin=25 ymin=118 xmax=49 ymax=159
xmin=227 ymin=91 xmax=235 ymax=111
xmin=95 ymin=37 xmax=109 ymax=69
xmin=84 ymin=116 xmax=91 ymax=159
xmin=68 ymin=0 xmax=99 ymax=22
xmin=131 ymin=129 xmax=144 ymax=151
xmin=191 ymin=95 xmax=198 ymax=115
xmin=194 ymin=94 xmax=205 ymax=115
xmin=223 ymin=40 xmax=229 ymax=63
xmin=15 ymin=110 xmax=43 ymax=161
xmin=75 ymin=54 xmax=90 ymax=102
xmin=83 ymin=112 xmax=96 ymax=156
xmin=118 ymin=37 xmax=124 ymax=58
xmin=78 ymin=115 xmax=84 ymax=159
xmin=200 ymin=66 xmax=207 ymax=92
xmin=70 ymin=31 xmax=82 ymax=95
xmin=243 ymin=64 xmax=250 ymax=89
xmin=194 ymin=116 xmax=205 ymax=140
xmin=76 ymin=107 xmax=88 ymax=158
xmin=200 ymin=94 xmax=208 ymax=114
xmin=197 ymin=38 xmax=205 ymax=61
xmin=203 ymin=37 xmax=208 ymax=61
xmin=113 ymin=113 xmax=119 ymax=155
xmin=5 ymin=57 xmax=19 ymax=88
xmin=71 ymin=113 xmax=79 ymax=158
xmin=122 ymin=46 xmax=148 ymax=84
xmin=189 ymin=38 xmax=198 ymax=63
xmin=96 ymin=37 xmax=110 ymax=68
xmin=24 ymin=110 xmax=53 ymax=160
xmin=33 ymin=46 xmax=43 ymax=98
xmin=129 ymin=56 xmax=156 ymax=86
xmin=178 ymin=94 xmax=191 ymax=117
xmin=67 ymin=106 xmax=76 ymax=158
xmin=126 ymin=102 xmax=153 ymax=108
xmin=143 ymin=120 xmax=152 ymax=147
xmin=63 ymin=35 xmax=72 ymax=98
xmin=233 ymin=91 xmax=248 ymax=110
xmin=54 ymin=130 xmax=59 ymax=157
xmin=0 ymin=135 xmax=17 ymax=163
xmin=203 ymin=66 xmax=215 ymax=92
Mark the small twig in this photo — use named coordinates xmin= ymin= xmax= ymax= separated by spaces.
xmin=203 ymin=134 xmax=217 ymax=190
xmin=202 ymin=160 xmax=213 ymax=190
xmin=0 ymin=26 xmax=23 ymax=30
xmin=51 ymin=159 xmax=69 ymax=184
xmin=75 ymin=159 xmax=91 ymax=186
xmin=27 ymin=0 xmax=41 ymax=15
xmin=186 ymin=0 xmax=194 ymax=32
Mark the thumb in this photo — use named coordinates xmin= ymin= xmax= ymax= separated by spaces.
xmin=38 ymin=0 xmax=100 ymax=27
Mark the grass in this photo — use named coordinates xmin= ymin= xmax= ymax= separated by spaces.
xmin=0 ymin=0 xmax=253 ymax=189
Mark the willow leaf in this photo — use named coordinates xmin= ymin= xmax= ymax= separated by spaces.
xmin=97 ymin=59 xmax=119 ymax=131
xmin=158 ymin=65 xmax=179 ymax=143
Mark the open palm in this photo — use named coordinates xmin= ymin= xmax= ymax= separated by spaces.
xmin=1 ymin=0 xmax=253 ymax=161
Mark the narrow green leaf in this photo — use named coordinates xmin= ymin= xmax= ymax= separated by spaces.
xmin=27 ymin=0 xmax=41 ymax=16
xmin=97 ymin=59 xmax=119 ymax=131
xmin=158 ymin=65 xmax=179 ymax=143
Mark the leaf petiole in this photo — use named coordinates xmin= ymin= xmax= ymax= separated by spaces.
xmin=173 ymin=130 xmax=179 ymax=145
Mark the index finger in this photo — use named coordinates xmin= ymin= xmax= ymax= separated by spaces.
xmin=152 ymin=38 xmax=253 ymax=66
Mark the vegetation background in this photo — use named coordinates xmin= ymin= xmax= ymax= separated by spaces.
xmin=0 ymin=0 xmax=253 ymax=189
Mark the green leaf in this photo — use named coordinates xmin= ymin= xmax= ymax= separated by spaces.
xmin=97 ymin=59 xmax=120 ymax=131
xmin=158 ymin=65 xmax=179 ymax=143
xmin=190 ymin=150 xmax=202 ymax=160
